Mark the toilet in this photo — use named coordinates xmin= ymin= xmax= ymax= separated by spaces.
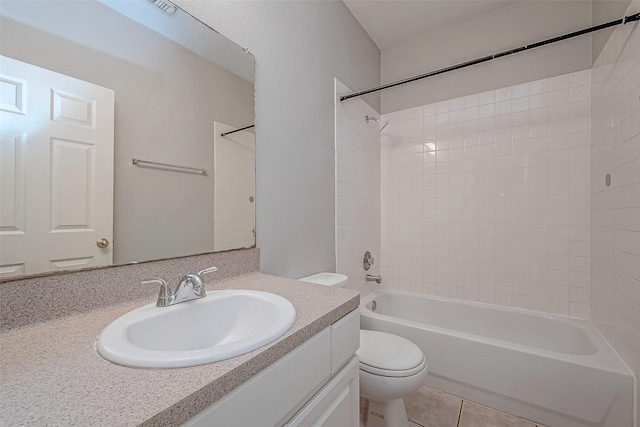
xmin=298 ymin=273 xmax=428 ymax=427
xmin=357 ymin=330 xmax=427 ymax=427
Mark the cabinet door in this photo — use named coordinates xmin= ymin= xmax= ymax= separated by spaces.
xmin=285 ymin=356 xmax=359 ymax=427
xmin=183 ymin=329 xmax=332 ymax=427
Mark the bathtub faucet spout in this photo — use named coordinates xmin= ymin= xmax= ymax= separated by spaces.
xmin=366 ymin=274 xmax=382 ymax=284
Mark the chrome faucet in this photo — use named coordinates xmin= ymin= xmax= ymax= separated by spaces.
xmin=143 ymin=266 xmax=218 ymax=307
xmin=366 ymin=274 xmax=382 ymax=284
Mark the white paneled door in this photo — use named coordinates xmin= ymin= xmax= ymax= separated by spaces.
xmin=0 ymin=55 xmax=114 ymax=278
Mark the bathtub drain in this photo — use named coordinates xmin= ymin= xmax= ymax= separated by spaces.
xmin=371 ymin=300 xmax=377 ymax=311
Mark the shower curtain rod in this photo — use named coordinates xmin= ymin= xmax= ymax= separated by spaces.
xmin=340 ymin=12 xmax=640 ymax=102
xmin=220 ymin=124 xmax=255 ymax=137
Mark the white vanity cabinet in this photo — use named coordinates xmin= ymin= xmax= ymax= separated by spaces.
xmin=284 ymin=357 xmax=359 ymax=426
xmin=183 ymin=309 xmax=360 ymax=427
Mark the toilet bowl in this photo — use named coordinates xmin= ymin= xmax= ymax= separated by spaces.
xmin=298 ymin=272 xmax=428 ymax=427
xmin=358 ymin=330 xmax=428 ymax=427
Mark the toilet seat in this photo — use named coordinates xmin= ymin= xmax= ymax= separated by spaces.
xmin=358 ymin=330 xmax=426 ymax=378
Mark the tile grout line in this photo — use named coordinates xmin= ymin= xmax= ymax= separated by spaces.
xmin=407 ymin=385 xmax=543 ymax=426
xmin=456 ymin=400 xmax=464 ymax=427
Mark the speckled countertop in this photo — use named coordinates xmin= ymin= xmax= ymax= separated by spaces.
xmin=0 ymin=272 xmax=360 ymax=426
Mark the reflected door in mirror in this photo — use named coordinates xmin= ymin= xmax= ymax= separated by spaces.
xmin=0 ymin=55 xmax=114 ymax=278
xmin=214 ymin=122 xmax=256 ymax=252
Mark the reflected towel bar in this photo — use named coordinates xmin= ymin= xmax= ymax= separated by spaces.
xmin=132 ymin=158 xmax=207 ymax=175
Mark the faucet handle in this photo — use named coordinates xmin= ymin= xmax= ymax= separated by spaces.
xmin=142 ymin=278 xmax=173 ymax=307
xmin=176 ymin=266 xmax=216 ymax=301
xmin=363 ymin=251 xmax=375 ymax=271
xmin=197 ymin=266 xmax=218 ymax=277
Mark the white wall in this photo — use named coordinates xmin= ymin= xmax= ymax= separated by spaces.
xmin=381 ymin=1 xmax=593 ymax=113
xmin=174 ymin=0 xmax=381 ymax=278
xmin=381 ymin=70 xmax=591 ymax=317
xmin=589 ymin=0 xmax=640 ymax=417
xmin=335 ymin=79 xmax=381 ymax=297
xmin=592 ymin=0 xmax=633 ymax=63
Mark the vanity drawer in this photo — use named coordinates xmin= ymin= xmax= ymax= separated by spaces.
xmin=184 ymin=328 xmax=331 ymax=427
xmin=330 ymin=310 xmax=360 ymax=374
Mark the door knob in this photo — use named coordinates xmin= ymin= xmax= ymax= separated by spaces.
xmin=96 ymin=238 xmax=110 ymax=248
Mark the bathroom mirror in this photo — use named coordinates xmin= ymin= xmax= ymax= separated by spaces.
xmin=0 ymin=0 xmax=255 ymax=279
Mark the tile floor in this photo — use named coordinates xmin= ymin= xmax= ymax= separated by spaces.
xmin=361 ymin=385 xmax=548 ymax=427
xmin=404 ymin=386 xmax=547 ymax=427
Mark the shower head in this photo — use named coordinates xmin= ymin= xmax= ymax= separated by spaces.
xmin=365 ymin=115 xmax=389 ymax=132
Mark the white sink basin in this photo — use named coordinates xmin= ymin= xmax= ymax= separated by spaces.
xmin=97 ymin=290 xmax=296 ymax=368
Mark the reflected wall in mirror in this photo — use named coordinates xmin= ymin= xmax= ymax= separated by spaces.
xmin=0 ymin=0 xmax=255 ymax=279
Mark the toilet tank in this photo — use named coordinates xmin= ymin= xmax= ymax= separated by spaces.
xmin=298 ymin=273 xmax=348 ymax=288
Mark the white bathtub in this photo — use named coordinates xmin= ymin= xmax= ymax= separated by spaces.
xmin=360 ymin=289 xmax=635 ymax=427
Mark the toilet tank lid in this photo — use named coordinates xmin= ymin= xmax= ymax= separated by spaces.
xmin=298 ymin=272 xmax=348 ymax=287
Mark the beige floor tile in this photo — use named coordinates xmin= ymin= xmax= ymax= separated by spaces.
xmin=409 ymin=422 xmax=423 ymax=427
xmin=404 ymin=385 xmax=462 ymax=427
xmin=459 ymin=401 xmax=536 ymax=427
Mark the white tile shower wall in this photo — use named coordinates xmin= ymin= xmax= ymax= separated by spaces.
xmin=335 ymin=79 xmax=381 ymax=297
xmin=381 ymin=70 xmax=591 ymax=318
xmin=589 ymin=0 xmax=640 ymax=416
